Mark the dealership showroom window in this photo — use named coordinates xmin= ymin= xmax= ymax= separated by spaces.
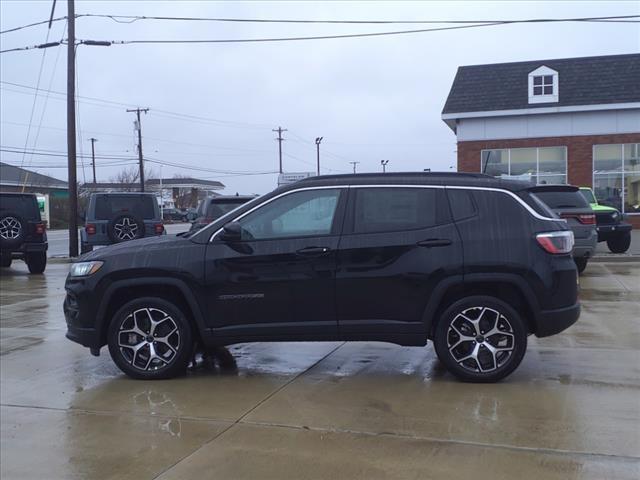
xmin=594 ymin=143 xmax=640 ymax=214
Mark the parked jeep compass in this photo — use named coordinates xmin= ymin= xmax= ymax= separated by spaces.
xmin=65 ymin=173 xmax=580 ymax=382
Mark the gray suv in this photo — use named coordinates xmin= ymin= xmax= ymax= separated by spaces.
xmin=80 ymin=193 xmax=164 ymax=254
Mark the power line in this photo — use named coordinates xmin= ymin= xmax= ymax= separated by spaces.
xmin=0 ymin=16 xmax=67 ymax=35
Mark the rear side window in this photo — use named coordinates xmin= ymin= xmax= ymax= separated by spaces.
xmin=0 ymin=195 xmax=40 ymax=220
xmin=353 ymin=188 xmax=438 ymax=234
xmin=446 ymin=189 xmax=476 ymax=220
xmin=94 ymin=195 xmax=156 ymax=220
xmin=533 ymin=191 xmax=589 ymax=209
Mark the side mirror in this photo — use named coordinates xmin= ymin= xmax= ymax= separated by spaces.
xmin=220 ymin=221 xmax=242 ymax=242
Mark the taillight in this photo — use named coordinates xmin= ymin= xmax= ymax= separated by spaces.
xmin=86 ymin=224 xmax=96 ymax=235
xmin=560 ymin=213 xmax=596 ymax=225
xmin=35 ymin=223 xmax=45 ymax=234
xmin=154 ymin=223 xmax=164 ymax=234
xmin=536 ymin=231 xmax=574 ymax=254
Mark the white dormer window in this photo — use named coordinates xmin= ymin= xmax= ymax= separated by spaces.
xmin=528 ymin=66 xmax=559 ymax=104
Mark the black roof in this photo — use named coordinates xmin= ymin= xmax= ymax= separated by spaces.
xmin=442 ymin=53 xmax=640 ymax=114
xmin=296 ymin=172 xmax=533 ymax=192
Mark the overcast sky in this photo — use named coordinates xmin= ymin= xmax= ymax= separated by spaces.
xmin=1 ymin=1 xmax=639 ymax=194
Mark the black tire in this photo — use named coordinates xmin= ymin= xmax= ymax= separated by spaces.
xmin=1 ymin=253 xmax=12 ymax=268
xmin=108 ymin=297 xmax=193 ymax=380
xmin=607 ymin=232 xmax=631 ymax=254
xmin=0 ymin=212 xmax=26 ymax=249
xmin=80 ymin=243 xmax=93 ymax=254
xmin=107 ymin=214 xmax=145 ymax=243
xmin=25 ymin=251 xmax=46 ymax=274
xmin=434 ymin=296 xmax=527 ymax=383
xmin=574 ymin=257 xmax=588 ymax=274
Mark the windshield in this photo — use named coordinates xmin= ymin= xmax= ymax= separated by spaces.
xmin=533 ymin=190 xmax=589 ymax=209
xmin=579 ymin=189 xmax=596 ymax=204
xmin=0 ymin=195 xmax=40 ymax=220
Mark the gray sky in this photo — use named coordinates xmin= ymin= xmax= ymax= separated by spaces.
xmin=1 ymin=0 xmax=639 ymax=194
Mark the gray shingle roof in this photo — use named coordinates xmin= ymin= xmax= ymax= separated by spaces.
xmin=0 ymin=162 xmax=68 ymax=189
xmin=442 ymin=53 xmax=640 ymax=115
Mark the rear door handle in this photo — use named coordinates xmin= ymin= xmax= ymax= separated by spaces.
xmin=417 ymin=238 xmax=452 ymax=248
xmin=296 ymin=246 xmax=331 ymax=256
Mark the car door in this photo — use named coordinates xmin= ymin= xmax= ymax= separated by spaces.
xmin=204 ymin=187 xmax=347 ymax=338
xmin=336 ymin=186 xmax=463 ymax=336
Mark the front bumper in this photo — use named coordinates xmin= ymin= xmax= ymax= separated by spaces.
xmin=596 ymin=222 xmax=632 ymax=241
xmin=536 ymin=302 xmax=580 ymax=337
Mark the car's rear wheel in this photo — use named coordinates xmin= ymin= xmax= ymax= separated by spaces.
xmin=25 ymin=251 xmax=46 ymax=274
xmin=1 ymin=253 xmax=11 ymax=268
xmin=434 ymin=296 xmax=527 ymax=383
xmin=574 ymin=257 xmax=588 ymax=274
xmin=108 ymin=297 xmax=193 ymax=379
xmin=607 ymin=232 xmax=631 ymax=254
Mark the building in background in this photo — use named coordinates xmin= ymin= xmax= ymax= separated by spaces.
xmin=0 ymin=161 xmax=68 ymax=195
xmin=442 ymin=53 xmax=640 ymax=225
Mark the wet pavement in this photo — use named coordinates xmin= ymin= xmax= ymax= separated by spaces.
xmin=1 ymin=261 xmax=639 ymax=479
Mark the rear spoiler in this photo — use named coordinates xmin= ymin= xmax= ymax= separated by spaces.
xmin=527 ymin=185 xmax=579 ymax=193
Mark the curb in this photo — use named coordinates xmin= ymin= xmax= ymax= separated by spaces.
xmin=590 ymin=255 xmax=640 ymax=263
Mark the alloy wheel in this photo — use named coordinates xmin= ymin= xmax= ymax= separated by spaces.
xmin=0 ymin=217 xmax=22 ymax=240
xmin=114 ymin=217 xmax=138 ymax=240
xmin=118 ymin=307 xmax=180 ymax=372
xmin=446 ymin=306 xmax=515 ymax=373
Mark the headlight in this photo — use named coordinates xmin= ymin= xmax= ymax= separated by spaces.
xmin=611 ymin=211 xmax=619 ymax=220
xmin=70 ymin=261 xmax=104 ymax=277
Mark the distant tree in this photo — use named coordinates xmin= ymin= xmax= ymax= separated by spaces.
xmin=110 ymin=166 xmax=157 ymax=191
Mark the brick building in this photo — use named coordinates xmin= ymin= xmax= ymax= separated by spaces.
xmin=442 ymin=54 xmax=640 ymax=226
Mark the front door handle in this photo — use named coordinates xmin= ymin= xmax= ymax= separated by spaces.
xmin=296 ymin=246 xmax=331 ymax=256
xmin=417 ymin=238 xmax=452 ymax=248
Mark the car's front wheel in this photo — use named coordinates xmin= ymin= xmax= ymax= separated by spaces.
xmin=108 ymin=297 xmax=193 ymax=379
xmin=434 ymin=296 xmax=527 ymax=383
xmin=607 ymin=232 xmax=631 ymax=254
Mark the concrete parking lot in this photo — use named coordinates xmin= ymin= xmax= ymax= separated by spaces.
xmin=1 ymin=260 xmax=639 ymax=479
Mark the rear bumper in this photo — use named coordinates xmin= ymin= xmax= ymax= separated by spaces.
xmin=535 ymin=302 xmax=580 ymax=337
xmin=572 ymin=231 xmax=597 ymax=259
xmin=2 ymin=242 xmax=48 ymax=255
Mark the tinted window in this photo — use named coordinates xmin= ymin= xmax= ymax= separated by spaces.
xmin=353 ymin=188 xmax=437 ymax=234
xmin=533 ymin=191 xmax=589 ymax=209
xmin=447 ymin=190 xmax=476 ymax=220
xmin=206 ymin=199 xmax=250 ymax=220
xmin=0 ymin=195 xmax=40 ymax=220
xmin=579 ymin=189 xmax=596 ymax=204
xmin=239 ymin=189 xmax=340 ymax=240
xmin=94 ymin=195 xmax=156 ymax=220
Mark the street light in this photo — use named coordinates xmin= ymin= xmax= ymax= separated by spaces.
xmin=381 ymin=160 xmax=389 ymax=173
xmin=315 ymin=137 xmax=323 ymax=176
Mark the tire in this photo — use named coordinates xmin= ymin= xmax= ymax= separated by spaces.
xmin=108 ymin=297 xmax=193 ymax=380
xmin=0 ymin=212 xmax=26 ymax=249
xmin=574 ymin=257 xmax=588 ymax=274
xmin=434 ymin=296 xmax=527 ymax=383
xmin=607 ymin=232 xmax=631 ymax=254
xmin=81 ymin=243 xmax=93 ymax=254
xmin=107 ymin=214 xmax=145 ymax=243
xmin=26 ymin=251 xmax=46 ymax=274
xmin=1 ymin=253 xmax=11 ymax=268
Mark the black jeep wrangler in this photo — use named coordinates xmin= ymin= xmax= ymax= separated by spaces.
xmin=0 ymin=192 xmax=47 ymax=274
xmin=65 ymin=173 xmax=580 ymax=383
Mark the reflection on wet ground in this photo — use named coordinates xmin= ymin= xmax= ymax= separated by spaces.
xmin=1 ymin=261 xmax=639 ymax=479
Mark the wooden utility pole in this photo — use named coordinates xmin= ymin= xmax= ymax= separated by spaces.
xmin=89 ymin=138 xmax=97 ymax=184
xmin=350 ymin=161 xmax=360 ymax=174
xmin=67 ymin=0 xmax=78 ymax=257
xmin=272 ymin=126 xmax=287 ymax=173
xmin=127 ymin=108 xmax=149 ymax=191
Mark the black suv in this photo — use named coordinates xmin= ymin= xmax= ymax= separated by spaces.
xmin=190 ymin=195 xmax=255 ymax=232
xmin=64 ymin=173 xmax=580 ymax=382
xmin=0 ymin=192 xmax=47 ymax=274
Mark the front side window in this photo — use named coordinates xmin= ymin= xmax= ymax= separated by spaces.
xmin=481 ymin=147 xmax=567 ymax=184
xmin=594 ymin=143 xmax=640 ymax=214
xmin=238 ymin=189 xmax=341 ymax=240
xmin=353 ymin=188 xmax=437 ymax=234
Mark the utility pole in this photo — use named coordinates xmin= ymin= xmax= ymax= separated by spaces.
xmin=381 ymin=160 xmax=389 ymax=173
xmin=272 ymin=126 xmax=287 ymax=173
xmin=127 ymin=108 xmax=149 ymax=191
xmin=67 ymin=0 xmax=78 ymax=257
xmin=315 ymin=137 xmax=323 ymax=176
xmin=349 ymin=161 xmax=360 ymax=174
xmin=89 ymin=138 xmax=97 ymax=184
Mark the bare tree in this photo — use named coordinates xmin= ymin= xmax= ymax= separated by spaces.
xmin=110 ymin=166 xmax=157 ymax=191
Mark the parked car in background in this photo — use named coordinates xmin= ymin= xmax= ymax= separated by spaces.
xmin=161 ymin=208 xmax=188 ymax=222
xmin=190 ymin=195 xmax=255 ymax=232
xmin=0 ymin=192 xmax=47 ymax=273
xmin=65 ymin=173 xmax=580 ymax=383
xmin=531 ymin=185 xmax=597 ymax=273
xmin=579 ymin=187 xmax=632 ymax=253
xmin=80 ymin=193 xmax=165 ymax=254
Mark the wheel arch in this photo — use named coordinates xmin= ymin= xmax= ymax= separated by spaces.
xmin=424 ymin=274 xmax=540 ymax=338
xmin=96 ymin=278 xmax=206 ymax=346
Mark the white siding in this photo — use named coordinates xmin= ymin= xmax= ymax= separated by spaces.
xmin=457 ymin=108 xmax=640 ymax=141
